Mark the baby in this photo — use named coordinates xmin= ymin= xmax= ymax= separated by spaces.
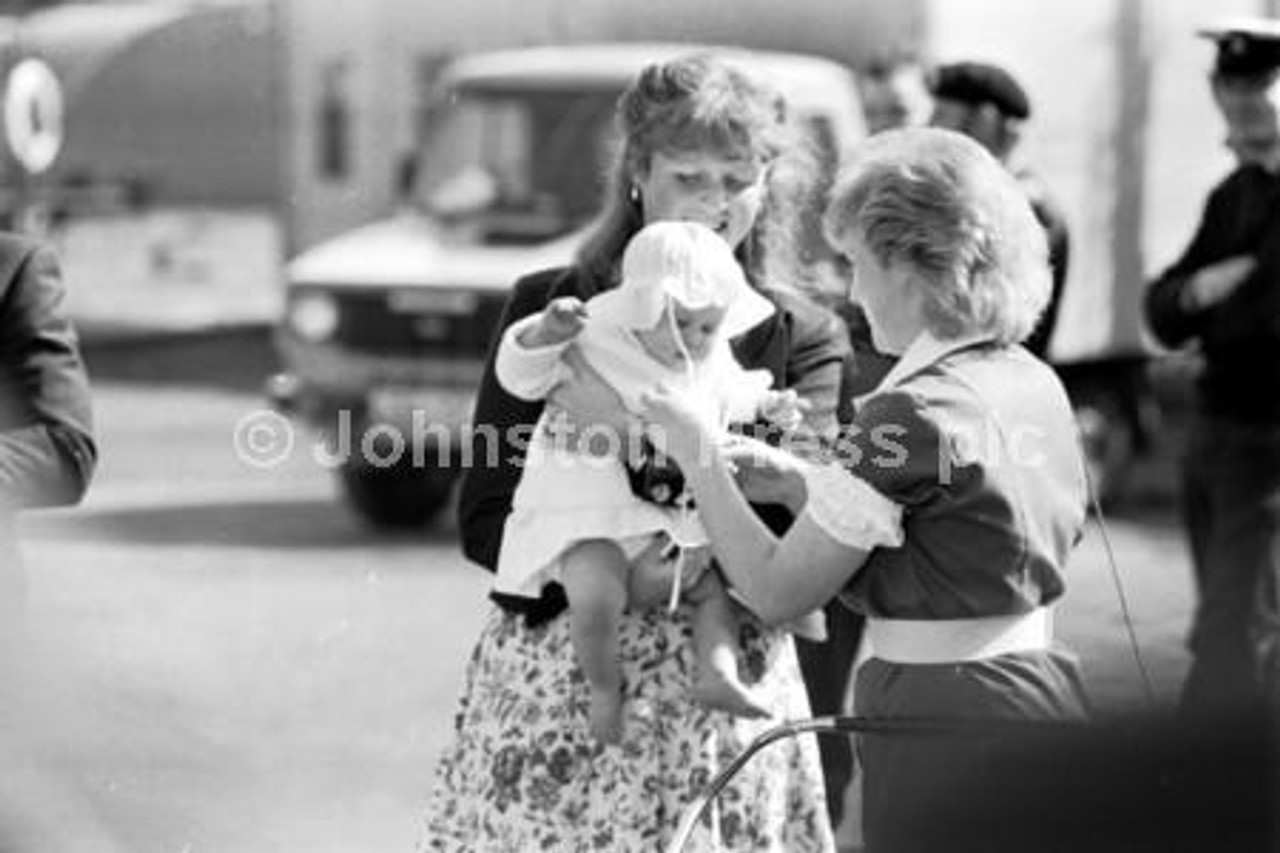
xmin=493 ymin=221 xmax=806 ymax=743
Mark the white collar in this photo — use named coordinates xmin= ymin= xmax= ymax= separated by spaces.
xmin=853 ymin=329 xmax=994 ymax=410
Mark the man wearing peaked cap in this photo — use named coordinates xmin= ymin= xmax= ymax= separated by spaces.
xmin=1200 ymin=16 xmax=1280 ymax=78
xmin=1144 ymin=17 xmax=1280 ymax=721
xmin=928 ymin=61 xmax=1030 ymax=122
xmin=1194 ymin=18 xmax=1280 ymax=171
xmin=927 ymin=60 xmax=1070 ymax=362
xmin=0 ymin=233 xmax=95 ymax=583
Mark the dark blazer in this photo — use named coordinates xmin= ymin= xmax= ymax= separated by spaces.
xmin=1017 ymin=168 xmax=1071 ymax=361
xmin=1144 ymin=165 xmax=1280 ymax=425
xmin=457 ymin=265 xmax=850 ymax=625
xmin=0 ymin=234 xmax=96 ymax=571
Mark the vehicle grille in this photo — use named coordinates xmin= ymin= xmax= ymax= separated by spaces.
xmin=328 ymin=288 xmax=509 ymax=357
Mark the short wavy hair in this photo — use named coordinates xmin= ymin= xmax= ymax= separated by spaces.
xmin=577 ymin=51 xmax=824 ymax=295
xmin=823 ymin=127 xmax=1051 ymax=344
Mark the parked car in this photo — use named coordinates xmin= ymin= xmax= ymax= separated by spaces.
xmin=266 ymin=42 xmax=867 ymax=527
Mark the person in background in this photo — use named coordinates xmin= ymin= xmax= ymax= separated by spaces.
xmin=927 ymin=60 xmax=1070 ymax=361
xmin=855 ymin=51 xmax=932 ymax=136
xmin=642 ymin=126 xmax=1091 ymax=853
xmin=421 ymin=51 xmax=849 ymax=851
xmin=0 ymin=232 xmax=101 ymax=850
xmin=0 ymin=232 xmax=96 ymax=606
xmin=1144 ymin=18 xmax=1280 ymax=720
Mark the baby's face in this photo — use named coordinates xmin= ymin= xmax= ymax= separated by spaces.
xmin=639 ymin=301 xmax=727 ymax=368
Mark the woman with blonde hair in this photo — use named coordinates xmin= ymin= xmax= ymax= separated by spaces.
xmin=643 ymin=127 xmax=1092 ymax=852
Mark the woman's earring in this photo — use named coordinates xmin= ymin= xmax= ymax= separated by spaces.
xmin=629 ymin=184 xmax=641 ymax=206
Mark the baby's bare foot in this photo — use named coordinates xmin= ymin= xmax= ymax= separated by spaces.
xmin=692 ymin=671 xmax=771 ymax=719
xmin=589 ymin=688 xmax=625 ymax=744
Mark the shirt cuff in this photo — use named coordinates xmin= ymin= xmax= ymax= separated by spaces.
xmin=801 ymin=461 xmax=904 ymax=550
xmin=495 ymin=314 xmax=574 ymax=400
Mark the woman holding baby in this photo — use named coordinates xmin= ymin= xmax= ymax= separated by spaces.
xmin=420 ymin=46 xmax=1091 ymax=851
xmin=419 ymin=50 xmax=845 ymax=852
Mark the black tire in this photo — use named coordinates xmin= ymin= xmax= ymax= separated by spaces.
xmin=338 ymin=459 xmax=457 ymax=529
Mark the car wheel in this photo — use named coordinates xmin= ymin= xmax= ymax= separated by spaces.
xmin=338 ymin=459 xmax=457 ymax=529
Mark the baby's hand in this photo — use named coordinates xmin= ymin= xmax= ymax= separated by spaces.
xmin=759 ymin=388 xmax=809 ymax=432
xmin=526 ymin=297 xmax=587 ymax=346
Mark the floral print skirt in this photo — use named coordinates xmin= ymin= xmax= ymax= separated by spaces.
xmin=418 ymin=604 xmax=835 ymax=852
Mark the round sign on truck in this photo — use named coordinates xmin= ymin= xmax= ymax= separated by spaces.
xmin=4 ymin=57 xmax=64 ymax=174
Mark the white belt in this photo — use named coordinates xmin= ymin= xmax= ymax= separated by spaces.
xmin=865 ymin=607 xmax=1052 ymax=665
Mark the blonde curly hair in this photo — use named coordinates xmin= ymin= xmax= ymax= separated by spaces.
xmin=823 ymin=127 xmax=1051 ymax=345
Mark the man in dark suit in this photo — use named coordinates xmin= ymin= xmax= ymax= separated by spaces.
xmin=927 ymin=60 xmax=1071 ymax=361
xmin=0 ymin=232 xmax=95 ymax=583
xmin=0 ymin=231 xmax=100 ymax=849
xmin=1145 ymin=19 xmax=1280 ymax=719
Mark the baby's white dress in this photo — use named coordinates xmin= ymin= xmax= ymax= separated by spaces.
xmin=492 ymin=289 xmax=774 ymax=598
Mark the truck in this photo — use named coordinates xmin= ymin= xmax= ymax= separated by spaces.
xmin=269 ymin=0 xmax=1250 ymax=526
xmin=0 ymin=1 xmax=289 ymax=336
xmin=268 ymin=42 xmax=868 ymax=526
xmin=0 ymin=0 xmax=919 ymax=340
xmin=1 ymin=0 xmax=1234 ymax=520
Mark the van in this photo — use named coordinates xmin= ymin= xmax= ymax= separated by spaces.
xmin=268 ymin=42 xmax=865 ymax=527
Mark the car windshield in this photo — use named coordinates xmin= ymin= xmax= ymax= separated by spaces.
xmin=413 ymin=83 xmax=621 ymax=245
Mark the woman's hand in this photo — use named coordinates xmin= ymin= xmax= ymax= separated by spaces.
xmin=721 ymin=435 xmax=808 ymax=513
xmin=638 ymin=385 xmax=715 ymax=471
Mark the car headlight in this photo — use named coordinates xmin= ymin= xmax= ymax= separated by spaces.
xmin=287 ymin=291 xmax=340 ymax=341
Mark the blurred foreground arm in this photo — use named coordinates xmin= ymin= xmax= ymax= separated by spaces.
xmin=0 ymin=237 xmax=95 ymax=509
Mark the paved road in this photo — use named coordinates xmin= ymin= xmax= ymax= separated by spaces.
xmin=12 ymin=335 xmax=491 ymax=853
xmin=6 ymin=333 xmax=1195 ymax=852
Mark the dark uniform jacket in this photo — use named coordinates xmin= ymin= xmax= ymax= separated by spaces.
xmin=1019 ymin=169 xmax=1071 ymax=361
xmin=457 ymin=264 xmax=850 ymax=625
xmin=0 ymin=234 xmax=96 ymax=571
xmin=1144 ymin=165 xmax=1280 ymax=425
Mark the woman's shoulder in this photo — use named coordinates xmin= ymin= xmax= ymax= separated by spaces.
xmin=735 ymin=285 xmax=849 ymax=360
xmin=859 ymin=357 xmax=1018 ymax=449
xmin=855 ymin=385 xmax=928 ymax=422
xmin=848 ymin=387 xmax=945 ymax=462
xmin=761 ymin=284 xmax=831 ymax=325
xmin=510 ymin=265 xmax=581 ymax=299
xmin=834 ymin=388 xmax=949 ymax=505
xmin=925 ymin=345 xmax=1075 ymax=425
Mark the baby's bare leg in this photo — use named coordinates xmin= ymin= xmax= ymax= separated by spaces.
xmin=560 ymin=539 xmax=630 ymax=744
xmin=687 ymin=568 xmax=770 ymax=719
